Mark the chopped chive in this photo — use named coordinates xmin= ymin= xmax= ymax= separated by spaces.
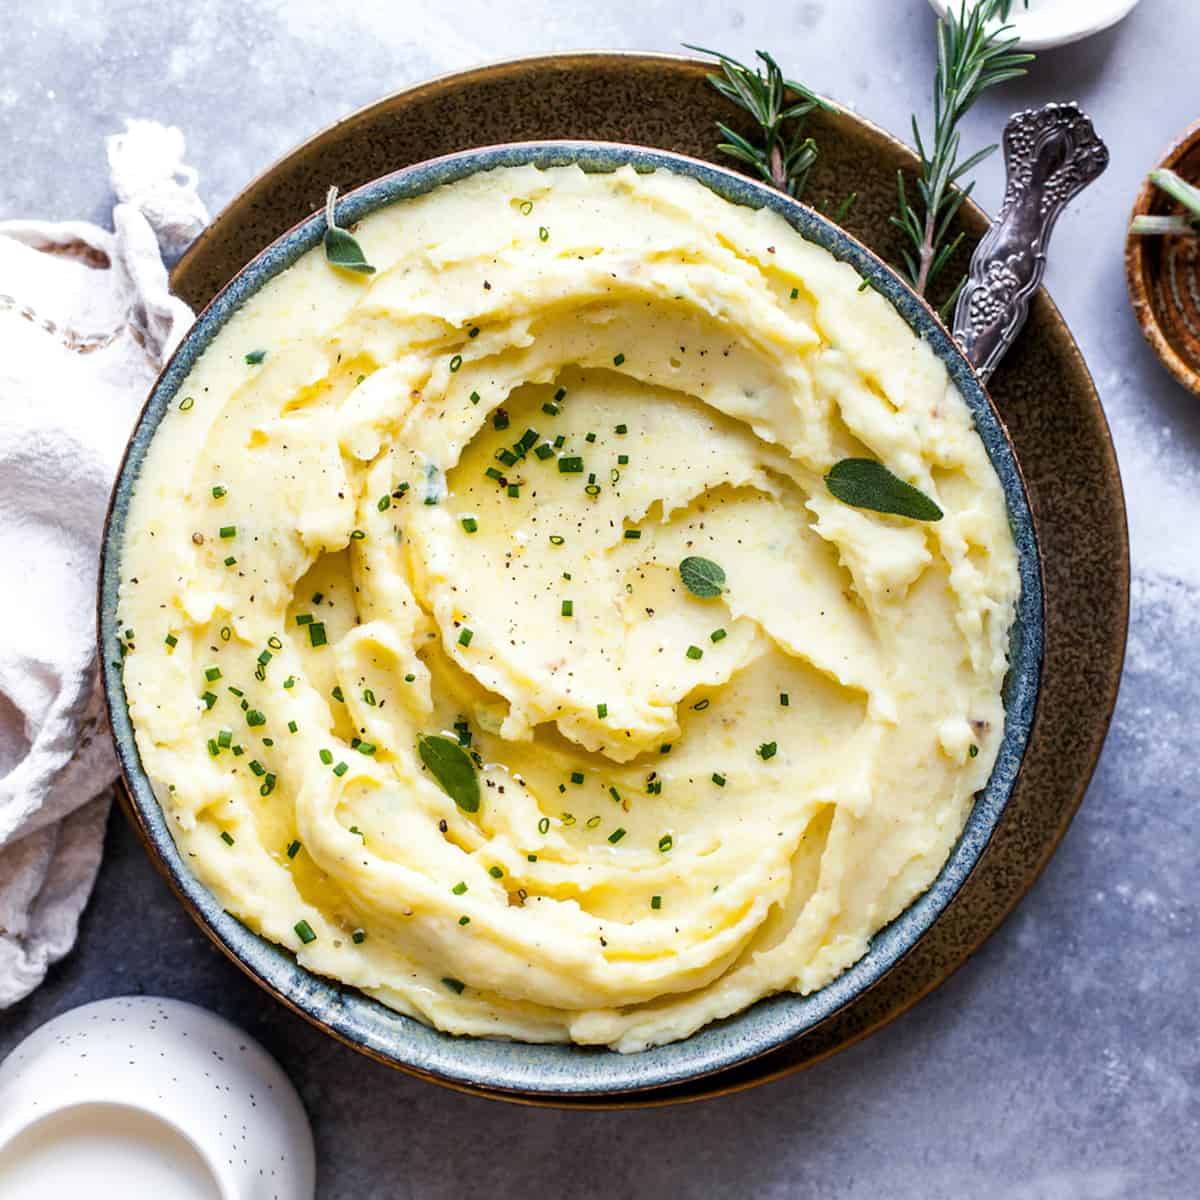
xmin=319 ymin=749 xmax=333 ymax=764
xmin=221 ymin=831 xmax=235 ymax=845
xmin=470 ymin=390 xmax=481 ymax=404
xmin=527 ymin=854 xmax=538 ymax=862
xmin=358 ymin=742 xmax=376 ymax=756
xmin=537 ymin=816 xmax=551 ymax=834
xmin=219 ymin=525 xmax=236 ymax=539
xmin=283 ymin=676 xmax=296 ymax=689
xmin=488 ymin=865 xmax=504 ymax=879
xmin=351 ymin=929 xmax=366 ymax=944
xmin=624 ymin=529 xmax=641 ymax=540
xmin=549 ymin=534 xmax=565 ymax=546
xmin=561 ymin=813 xmax=576 ymax=826
xmin=651 ymin=895 xmax=662 ymax=910
xmin=597 ymin=702 xmax=608 ymax=719
xmin=534 ymin=442 xmax=555 ymax=460
xmin=220 ymin=627 xmax=232 ymax=642
xmin=308 ymin=622 xmax=327 ymax=648
xmin=245 ymin=349 xmax=266 ymax=364
xmin=449 ymin=355 xmax=463 ymax=372
xmin=294 ymin=919 xmax=317 ymax=944
xmin=553 ymin=434 xmax=566 ymax=448
xmin=404 ymin=673 xmax=416 ymax=683
xmin=331 ymin=686 xmax=345 ymax=703
xmin=204 ymin=666 xmax=222 ymax=681
xmin=179 ymin=396 xmax=194 ymax=411
xmin=757 ymin=742 xmax=778 ymax=760
xmin=286 ymin=839 xmax=301 ymax=859
xmin=614 ymin=423 xmax=628 ymax=435
xmin=686 ymin=645 xmax=703 ymax=660
xmin=228 ymin=686 xmax=244 ymax=697
xmin=586 ymin=815 xmax=601 ymax=828
xmin=246 ymin=709 xmax=266 ymax=727
xmin=608 ymin=827 xmax=626 ymax=844
xmin=164 ymin=633 xmax=178 ymax=649
xmin=561 ymin=600 xmax=573 ymax=617
xmin=790 ymin=287 xmax=799 ymax=299
xmin=202 ymin=691 xmax=217 ymax=709
xmin=659 ymin=834 xmax=673 ymax=852
xmin=296 ymin=613 xmax=313 ymax=626
xmin=570 ymin=771 xmax=584 ymax=785
xmin=442 ymin=977 xmax=465 ymax=994
xmin=485 ymin=467 xmax=504 ymax=481
xmin=712 ymin=773 xmax=726 ymax=787
xmin=558 ymin=456 xmax=584 ymax=474
xmin=350 ymin=529 xmax=366 ymax=541
xmin=517 ymin=428 xmax=539 ymax=451
xmin=363 ymin=687 xmax=376 ymax=706
xmin=647 ymin=780 xmax=662 ymax=795
xmin=518 ymin=199 xmax=534 ymax=215
xmin=780 ymin=693 xmax=790 ymax=707
xmin=206 ymin=738 xmax=219 ymax=757
xmin=608 ymin=786 xmax=621 ymax=803
xmin=217 ymin=729 xmax=233 ymax=748
xmin=497 ymin=449 xmax=518 ymax=467
xmin=585 ymin=432 xmax=596 ymax=443
xmin=261 ymin=774 xmax=276 ymax=796
xmin=584 ymin=484 xmax=601 ymax=497
xmin=377 ymin=494 xmax=391 ymax=512
xmin=452 ymin=881 xmax=468 ymax=895
xmin=710 ymin=628 xmax=727 ymax=643
xmin=468 ymin=326 xmax=480 ymax=338
xmin=613 ymin=353 xmax=626 ymax=366
xmin=257 ymin=650 xmax=273 ymax=667
xmin=538 ymin=225 xmax=549 ymax=241
xmin=969 ymin=744 xmax=979 ymax=758
xmin=459 ymin=915 xmax=471 ymax=925
xmin=288 ymin=720 xmax=298 ymax=733
xmin=249 ymin=760 xmax=266 ymax=777
xmin=507 ymin=484 xmax=520 ymax=498
xmin=458 ymin=628 xmax=473 ymax=647
xmin=492 ymin=410 xmax=510 ymax=431
xmin=333 ymin=761 xmax=348 ymax=777
xmin=542 ymin=402 xmax=559 ymax=416
xmin=617 ymin=454 xmax=629 ymax=465
xmin=211 ymin=485 xmax=227 ymax=499
xmin=660 ymin=744 xmax=672 ymax=754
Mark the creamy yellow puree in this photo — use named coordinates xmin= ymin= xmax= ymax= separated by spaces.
xmin=119 ymin=164 xmax=1019 ymax=1051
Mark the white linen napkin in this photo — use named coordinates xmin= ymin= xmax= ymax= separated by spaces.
xmin=0 ymin=121 xmax=206 ymax=1006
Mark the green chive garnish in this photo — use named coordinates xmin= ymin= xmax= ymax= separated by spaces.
xmin=613 ymin=353 xmax=626 ymax=366
xmin=319 ymin=749 xmax=333 ymax=764
xmin=294 ymin=919 xmax=317 ymax=944
xmin=308 ymin=622 xmax=327 ymax=648
xmin=352 ymin=929 xmax=366 ymax=944
xmin=780 ymin=693 xmax=789 ymax=706
xmin=442 ymin=977 xmax=465 ymax=994
xmin=287 ymin=840 xmax=301 ymax=859
xmin=449 ymin=355 xmax=463 ymax=373
xmin=712 ymin=773 xmax=726 ymax=787
xmin=558 ymin=456 xmax=584 ymax=474
xmin=597 ymin=702 xmax=608 ymax=719
xmin=686 ymin=645 xmax=703 ymax=660
xmin=608 ymin=827 xmax=626 ymax=844
xmin=333 ymin=761 xmax=348 ymax=777
xmin=757 ymin=742 xmax=777 ymax=760
xmin=658 ymin=834 xmax=673 ymax=852
xmin=220 ymin=831 xmax=235 ymax=845
xmin=488 ymin=865 xmax=504 ymax=879
xmin=164 ymin=633 xmax=178 ymax=649
xmin=570 ymin=771 xmax=584 ymax=785
xmin=561 ymin=600 xmax=573 ymax=617
xmin=219 ymin=525 xmax=236 ymax=539
xmin=211 ymin=485 xmax=226 ymax=499
xmin=245 ymin=349 xmax=266 ymax=365
xmin=458 ymin=628 xmax=473 ymax=647
xmin=710 ymin=629 xmax=727 ymax=643
xmin=452 ymin=881 xmax=468 ymax=895
xmin=651 ymin=895 xmax=662 ymax=910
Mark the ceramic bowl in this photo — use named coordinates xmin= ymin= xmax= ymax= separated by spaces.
xmin=1126 ymin=120 xmax=1200 ymax=397
xmin=0 ymin=996 xmax=314 ymax=1199
xmin=928 ymin=0 xmax=1141 ymax=51
xmin=100 ymin=141 xmax=1044 ymax=1098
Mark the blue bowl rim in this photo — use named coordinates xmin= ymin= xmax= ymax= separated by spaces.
xmin=99 ymin=140 xmax=1045 ymax=1098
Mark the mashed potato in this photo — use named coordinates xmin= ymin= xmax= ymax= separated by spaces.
xmin=119 ymin=163 xmax=1019 ymax=1051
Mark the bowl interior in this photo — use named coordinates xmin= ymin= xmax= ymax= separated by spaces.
xmin=101 ymin=141 xmax=1044 ymax=1097
xmin=1127 ymin=121 xmax=1200 ymax=397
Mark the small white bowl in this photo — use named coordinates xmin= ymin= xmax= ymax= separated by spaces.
xmin=927 ymin=0 xmax=1141 ymax=51
xmin=0 ymin=996 xmax=314 ymax=1200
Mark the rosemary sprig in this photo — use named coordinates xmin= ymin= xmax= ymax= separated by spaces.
xmin=1131 ymin=168 xmax=1200 ymax=237
xmin=687 ymin=44 xmax=834 ymax=198
xmin=892 ymin=1 xmax=1034 ymax=317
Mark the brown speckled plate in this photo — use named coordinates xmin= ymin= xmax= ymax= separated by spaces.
xmin=1126 ymin=119 xmax=1200 ymax=396
xmin=165 ymin=52 xmax=1129 ymax=1108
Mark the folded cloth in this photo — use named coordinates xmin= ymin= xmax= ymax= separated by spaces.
xmin=0 ymin=120 xmax=206 ymax=1006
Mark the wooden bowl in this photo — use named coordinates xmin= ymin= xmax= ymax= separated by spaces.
xmin=1126 ymin=120 xmax=1200 ymax=396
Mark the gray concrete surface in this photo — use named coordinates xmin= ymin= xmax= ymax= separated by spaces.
xmin=2 ymin=1 xmax=1198 ymax=1196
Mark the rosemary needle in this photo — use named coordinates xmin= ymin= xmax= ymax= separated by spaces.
xmin=892 ymin=0 xmax=1034 ymax=317
xmin=686 ymin=44 xmax=834 ymax=199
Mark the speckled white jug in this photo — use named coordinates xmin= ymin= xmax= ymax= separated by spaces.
xmin=928 ymin=0 xmax=1141 ymax=50
xmin=0 ymin=996 xmax=314 ymax=1199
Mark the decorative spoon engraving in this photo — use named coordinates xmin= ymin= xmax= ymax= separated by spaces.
xmin=953 ymin=102 xmax=1109 ymax=380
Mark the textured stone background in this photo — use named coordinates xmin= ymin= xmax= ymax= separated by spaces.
xmin=2 ymin=2 xmax=1198 ymax=1196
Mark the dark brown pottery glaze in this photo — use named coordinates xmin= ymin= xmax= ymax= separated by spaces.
xmin=1126 ymin=119 xmax=1200 ymax=397
xmin=157 ymin=52 xmax=1128 ymax=1107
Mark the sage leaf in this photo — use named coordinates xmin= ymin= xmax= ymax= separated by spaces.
xmin=824 ymin=459 xmax=943 ymax=522
xmin=417 ymin=734 xmax=480 ymax=813
xmin=679 ymin=556 xmax=726 ymax=598
xmin=323 ymin=186 xmax=376 ymax=275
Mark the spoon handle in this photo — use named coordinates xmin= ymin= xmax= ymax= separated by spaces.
xmin=953 ymin=102 xmax=1109 ymax=381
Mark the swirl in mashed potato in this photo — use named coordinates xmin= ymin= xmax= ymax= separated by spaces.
xmin=119 ymin=164 xmax=1019 ymax=1051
